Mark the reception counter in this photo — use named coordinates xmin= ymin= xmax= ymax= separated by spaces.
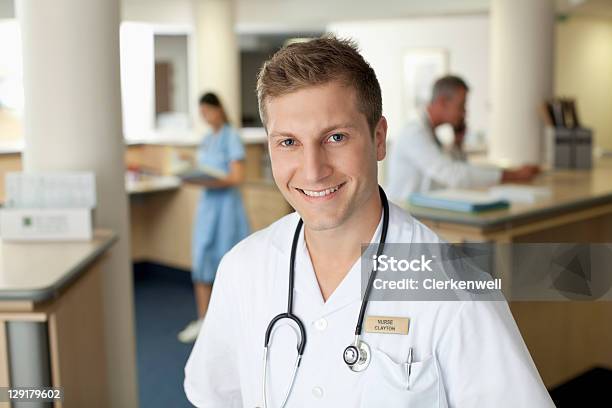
xmin=0 ymin=230 xmax=116 ymax=407
xmin=128 ymin=177 xmax=291 ymax=269
xmin=123 ymin=141 xmax=291 ymax=269
xmin=405 ymin=159 xmax=612 ymax=389
xmin=407 ymin=158 xmax=612 ymax=243
xmin=0 ymin=142 xmax=292 ymax=270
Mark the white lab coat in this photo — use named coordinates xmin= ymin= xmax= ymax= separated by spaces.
xmin=385 ymin=113 xmax=502 ymax=205
xmin=184 ymin=203 xmax=554 ymax=407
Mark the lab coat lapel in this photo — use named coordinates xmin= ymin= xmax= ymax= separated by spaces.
xmin=320 ymin=258 xmax=362 ymax=315
xmin=293 ymin=226 xmax=326 ymax=307
xmin=284 ymin=207 xmax=384 ymax=315
xmin=291 ymin=222 xmax=362 ymax=319
xmin=421 ymin=109 xmax=441 ymax=149
xmin=322 ymin=212 xmax=385 ymax=314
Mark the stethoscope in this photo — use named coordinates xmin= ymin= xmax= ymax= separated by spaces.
xmin=261 ymin=186 xmax=390 ymax=408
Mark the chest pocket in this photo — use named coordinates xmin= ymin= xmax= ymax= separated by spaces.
xmin=359 ymin=348 xmax=448 ymax=408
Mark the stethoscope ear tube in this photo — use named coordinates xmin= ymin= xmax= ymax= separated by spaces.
xmin=287 ymin=219 xmax=303 ymax=316
xmin=354 ymin=185 xmax=390 ymax=336
xmin=263 ymin=216 xmax=307 ymax=355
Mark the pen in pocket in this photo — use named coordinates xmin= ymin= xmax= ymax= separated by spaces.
xmin=404 ymin=347 xmax=414 ymax=389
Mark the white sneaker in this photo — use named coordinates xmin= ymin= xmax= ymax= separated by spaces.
xmin=178 ymin=319 xmax=203 ymax=343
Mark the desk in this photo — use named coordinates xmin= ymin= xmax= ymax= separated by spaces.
xmin=128 ymin=177 xmax=291 ymax=269
xmin=405 ymin=159 xmax=612 ymax=388
xmin=407 ymin=159 xmax=612 ymax=243
xmin=0 ymin=230 xmax=116 ymax=407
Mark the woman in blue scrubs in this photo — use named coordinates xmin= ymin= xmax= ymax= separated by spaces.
xmin=178 ymin=92 xmax=250 ymax=343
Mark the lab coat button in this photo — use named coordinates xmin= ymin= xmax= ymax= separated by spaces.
xmin=312 ymin=386 xmax=324 ymax=398
xmin=314 ymin=318 xmax=328 ymax=331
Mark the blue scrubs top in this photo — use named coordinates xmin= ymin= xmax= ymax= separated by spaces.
xmin=192 ymin=124 xmax=250 ymax=283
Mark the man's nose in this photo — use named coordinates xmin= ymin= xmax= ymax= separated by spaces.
xmin=302 ymin=145 xmax=332 ymax=183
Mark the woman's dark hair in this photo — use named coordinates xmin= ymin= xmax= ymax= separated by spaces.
xmin=199 ymin=92 xmax=229 ymax=123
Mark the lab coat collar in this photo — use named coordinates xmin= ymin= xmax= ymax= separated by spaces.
xmin=421 ymin=108 xmax=442 ymax=149
xmin=291 ymin=207 xmax=386 ymax=315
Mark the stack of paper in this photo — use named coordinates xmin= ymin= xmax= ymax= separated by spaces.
xmin=489 ymin=185 xmax=551 ymax=204
xmin=410 ymin=189 xmax=510 ymax=213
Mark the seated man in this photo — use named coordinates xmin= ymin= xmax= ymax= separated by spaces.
xmin=385 ymin=75 xmax=539 ymax=204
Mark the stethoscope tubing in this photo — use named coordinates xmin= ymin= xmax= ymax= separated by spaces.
xmin=354 ymin=186 xmax=390 ymax=335
xmin=263 ymin=217 xmax=306 ymax=354
xmin=261 ymin=186 xmax=390 ymax=408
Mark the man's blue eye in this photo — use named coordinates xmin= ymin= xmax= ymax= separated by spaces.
xmin=329 ymin=133 xmax=344 ymax=142
xmin=281 ymin=139 xmax=295 ymax=147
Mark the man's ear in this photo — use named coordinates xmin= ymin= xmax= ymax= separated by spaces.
xmin=374 ymin=116 xmax=387 ymax=161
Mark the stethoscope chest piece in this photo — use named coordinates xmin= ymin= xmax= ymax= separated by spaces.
xmin=343 ymin=338 xmax=371 ymax=372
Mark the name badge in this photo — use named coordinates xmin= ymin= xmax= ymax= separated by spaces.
xmin=365 ymin=316 xmax=409 ymax=335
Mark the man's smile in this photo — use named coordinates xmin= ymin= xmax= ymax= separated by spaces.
xmin=294 ymin=182 xmax=346 ymax=199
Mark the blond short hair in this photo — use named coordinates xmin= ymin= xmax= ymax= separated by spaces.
xmin=256 ymin=36 xmax=382 ymax=133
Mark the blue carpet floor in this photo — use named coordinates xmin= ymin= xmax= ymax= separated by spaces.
xmin=134 ymin=262 xmax=197 ymax=408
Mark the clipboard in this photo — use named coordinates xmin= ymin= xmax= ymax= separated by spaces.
xmin=174 ymin=164 xmax=227 ymax=182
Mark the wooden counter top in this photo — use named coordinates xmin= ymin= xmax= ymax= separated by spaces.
xmin=0 ymin=229 xmax=116 ymax=302
xmin=406 ymin=158 xmax=612 ymax=232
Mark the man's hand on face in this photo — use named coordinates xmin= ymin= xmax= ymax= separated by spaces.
xmin=501 ymin=165 xmax=541 ymax=183
xmin=453 ymin=119 xmax=467 ymax=149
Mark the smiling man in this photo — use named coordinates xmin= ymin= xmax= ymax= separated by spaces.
xmin=184 ymin=37 xmax=554 ymax=408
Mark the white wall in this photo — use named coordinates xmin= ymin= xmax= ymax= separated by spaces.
xmin=120 ymin=23 xmax=198 ymax=142
xmin=555 ymin=16 xmax=612 ymax=151
xmin=0 ymin=19 xmax=21 ymax=141
xmin=118 ymin=0 xmax=490 ymax=32
xmin=155 ymin=34 xmax=190 ymax=115
xmin=120 ymin=0 xmax=194 ymax=25
xmin=236 ymin=0 xmax=489 ymax=33
xmin=328 ymin=15 xmax=490 ymax=144
xmin=0 ymin=0 xmax=13 ymax=19
xmin=0 ymin=22 xmax=21 ymax=106
xmin=120 ymin=22 xmax=155 ymax=141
